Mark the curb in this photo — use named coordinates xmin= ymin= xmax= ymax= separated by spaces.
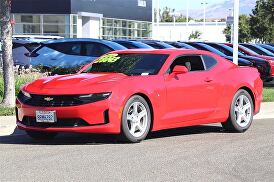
xmin=0 ymin=116 xmax=16 ymax=136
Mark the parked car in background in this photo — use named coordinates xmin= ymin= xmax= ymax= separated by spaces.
xmin=136 ymin=40 xmax=175 ymax=49
xmin=17 ymin=49 xmax=262 ymax=142
xmin=203 ymin=42 xmax=272 ymax=81
xmin=184 ymin=42 xmax=252 ymax=66
xmin=257 ymin=44 xmax=274 ymax=54
xmin=225 ymin=43 xmax=274 ymax=78
xmin=240 ymin=43 xmax=274 ymax=57
xmin=112 ymin=40 xmax=154 ymax=49
xmin=12 ymin=39 xmax=42 ymax=68
xmin=165 ymin=41 xmax=196 ymax=49
xmin=30 ymin=38 xmax=126 ymax=72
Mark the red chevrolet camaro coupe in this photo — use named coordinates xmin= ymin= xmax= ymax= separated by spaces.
xmin=16 ymin=49 xmax=263 ymax=143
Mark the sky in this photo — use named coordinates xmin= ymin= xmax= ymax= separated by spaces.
xmin=158 ymin=0 xmax=225 ymax=10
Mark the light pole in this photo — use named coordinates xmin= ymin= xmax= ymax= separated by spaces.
xmin=170 ymin=12 xmax=180 ymax=41
xmin=156 ymin=0 xmax=160 ymax=39
xmin=186 ymin=0 xmax=189 ymax=32
xmin=233 ymin=0 xmax=239 ymax=65
xmin=201 ymin=1 xmax=208 ymax=40
xmin=228 ymin=8 xmax=233 ymax=43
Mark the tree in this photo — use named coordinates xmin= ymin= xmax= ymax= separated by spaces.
xmin=0 ymin=0 xmax=15 ymax=107
xmin=223 ymin=25 xmax=232 ymax=42
xmin=154 ymin=7 xmax=193 ymax=23
xmin=223 ymin=15 xmax=252 ymax=43
xmin=250 ymin=0 xmax=274 ymax=43
xmin=188 ymin=30 xmax=202 ymax=40
xmin=160 ymin=6 xmax=175 ymax=22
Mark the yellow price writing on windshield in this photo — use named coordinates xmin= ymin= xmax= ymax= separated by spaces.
xmin=96 ymin=54 xmax=120 ymax=63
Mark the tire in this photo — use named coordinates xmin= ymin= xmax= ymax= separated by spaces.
xmin=26 ymin=130 xmax=58 ymax=140
xmin=222 ymin=89 xmax=254 ymax=132
xmin=121 ymin=95 xmax=151 ymax=143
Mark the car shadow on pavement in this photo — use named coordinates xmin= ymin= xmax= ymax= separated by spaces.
xmin=0 ymin=124 xmax=224 ymax=145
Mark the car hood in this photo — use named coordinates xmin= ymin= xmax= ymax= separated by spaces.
xmin=24 ymin=73 xmax=127 ymax=95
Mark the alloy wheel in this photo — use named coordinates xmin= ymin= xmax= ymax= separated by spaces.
xmin=234 ymin=95 xmax=252 ymax=128
xmin=126 ymin=101 xmax=148 ymax=138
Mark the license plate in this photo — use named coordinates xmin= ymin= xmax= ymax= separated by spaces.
xmin=36 ymin=111 xmax=57 ymax=123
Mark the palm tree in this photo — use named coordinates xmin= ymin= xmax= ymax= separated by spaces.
xmin=0 ymin=0 xmax=15 ymax=107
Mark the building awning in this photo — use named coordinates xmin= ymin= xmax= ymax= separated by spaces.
xmin=78 ymin=12 xmax=103 ymax=18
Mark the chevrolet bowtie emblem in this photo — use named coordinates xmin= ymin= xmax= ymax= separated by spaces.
xmin=44 ymin=97 xmax=53 ymax=101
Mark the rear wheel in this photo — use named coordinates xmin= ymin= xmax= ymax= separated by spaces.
xmin=222 ymin=89 xmax=254 ymax=132
xmin=26 ymin=131 xmax=58 ymax=140
xmin=121 ymin=95 xmax=151 ymax=143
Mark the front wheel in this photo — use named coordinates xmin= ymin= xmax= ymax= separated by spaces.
xmin=121 ymin=95 xmax=151 ymax=143
xmin=222 ymin=89 xmax=254 ymax=132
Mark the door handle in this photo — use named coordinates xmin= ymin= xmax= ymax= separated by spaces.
xmin=204 ymin=78 xmax=213 ymax=82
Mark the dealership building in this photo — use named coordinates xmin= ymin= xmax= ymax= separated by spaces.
xmin=11 ymin=0 xmax=152 ymax=39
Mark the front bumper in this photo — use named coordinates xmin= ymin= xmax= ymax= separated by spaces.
xmin=16 ymin=99 xmax=120 ymax=134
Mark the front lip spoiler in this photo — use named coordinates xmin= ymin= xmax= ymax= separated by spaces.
xmin=16 ymin=121 xmax=119 ymax=134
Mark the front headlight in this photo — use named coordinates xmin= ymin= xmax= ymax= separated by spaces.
xmin=78 ymin=92 xmax=111 ymax=103
xmin=21 ymin=90 xmax=31 ymax=98
xmin=17 ymin=90 xmax=32 ymax=103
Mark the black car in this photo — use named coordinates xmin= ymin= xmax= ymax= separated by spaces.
xmin=184 ymin=42 xmax=253 ymax=66
xmin=203 ymin=42 xmax=272 ymax=81
xmin=112 ymin=40 xmax=154 ymax=49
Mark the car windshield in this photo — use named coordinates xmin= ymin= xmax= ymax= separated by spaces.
xmin=239 ymin=45 xmax=259 ymax=55
xmin=82 ymin=53 xmax=169 ymax=76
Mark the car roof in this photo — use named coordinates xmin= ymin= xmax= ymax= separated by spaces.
xmin=109 ymin=49 xmax=214 ymax=56
xmin=112 ymin=40 xmax=154 ymax=48
xmin=41 ymin=38 xmax=127 ymax=50
xmin=42 ymin=38 xmax=112 ymax=44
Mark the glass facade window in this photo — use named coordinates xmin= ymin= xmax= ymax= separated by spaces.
xmin=12 ymin=14 xmax=151 ymax=39
xmin=101 ymin=18 xmax=152 ymax=40
xmin=13 ymin=14 xmax=77 ymax=38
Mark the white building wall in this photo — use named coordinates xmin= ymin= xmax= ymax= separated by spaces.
xmin=77 ymin=16 xmax=83 ymax=38
xmin=153 ymin=22 xmax=227 ymax=42
xmin=89 ymin=18 xmax=100 ymax=39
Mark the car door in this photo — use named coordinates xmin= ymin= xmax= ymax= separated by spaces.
xmin=164 ymin=54 xmax=219 ymax=124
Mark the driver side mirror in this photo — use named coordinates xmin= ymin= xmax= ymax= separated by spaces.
xmin=172 ymin=65 xmax=188 ymax=75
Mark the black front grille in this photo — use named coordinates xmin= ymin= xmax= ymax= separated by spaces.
xmin=18 ymin=92 xmax=84 ymax=107
xmin=21 ymin=117 xmax=90 ymax=128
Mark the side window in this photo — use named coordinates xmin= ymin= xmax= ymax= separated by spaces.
xmin=146 ymin=43 xmax=163 ymax=49
xmin=202 ymin=55 xmax=217 ymax=70
xmin=170 ymin=55 xmax=205 ymax=73
xmin=244 ymin=45 xmax=265 ymax=55
xmin=47 ymin=42 xmax=81 ymax=55
xmin=119 ymin=42 xmax=137 ymax=49
xmin=83 ymin=43 xmax=113 ymax=57
xmin=209 ymin=44 xmax=232 ymax=56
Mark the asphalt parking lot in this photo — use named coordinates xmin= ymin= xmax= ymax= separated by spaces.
xmin=0 ymin=118 xmax=273 ymax=182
